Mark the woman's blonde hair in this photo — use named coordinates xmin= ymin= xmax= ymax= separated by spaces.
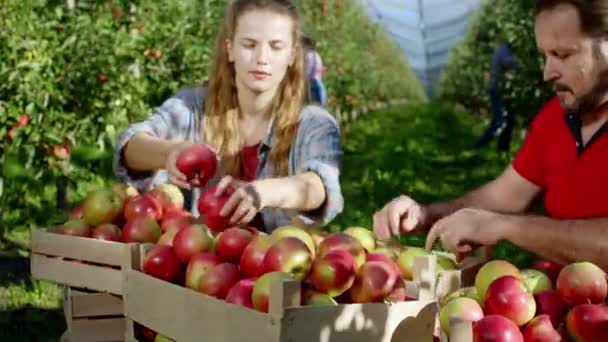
xmin=203 ymin=0 xmax=305 ymax=177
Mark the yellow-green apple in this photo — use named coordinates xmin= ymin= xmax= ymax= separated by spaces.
xmin=439 ymin=297 xmax=484 ymax=334
xmin=344 ymin=226 xmax=376 ymax=252
xmin=82 ymin=189 xmax=124 ymax=226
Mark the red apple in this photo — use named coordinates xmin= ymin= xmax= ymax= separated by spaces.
xmin=566 ymin=304 xmax=608 ymax=342
xmin=151 ymin=183 xmax=184 ymax=210
xmin=251 ymin=271 xmax=295 ymax=313
xmin=533 ymin=259 xmax=564 ymax=284
xmin=557 ymin=262 xmax=607 ymax=305
xmin=225 ymin=278 xmax=256 ymax=308
xmin=172 ymin=224 xmax=214 ymax=263
xmin=349 ymin=260 xmax=399 ymax=303
xmin=310 ymin=250 xmax=356 ymax=297
xmin=143 ymin=245 xmax=183 ymax=283
xmin=197 ymin=186 xmax=231 ymax=233
xmin=160 ymin=209 xmax=193 ymax=233
xmin=318 ymin=232 xmax=365 ymax=269
xmin=344 ymin=226 xmax=376 ymax=252
xmin=484 ymin=275 xmax=536 ymax=326
xmin=366 ymin=252 xmax=400 ymax=276
xmin=239 ymin=233 xmax=275 ymax=278
xmin=185 ymin=252 xmax=220 ymax=290
xmin=198 ymin=263 xmax=240 ymax=299
xmin=54 ymin=219 xmax=91 ymax=237
xmin=91 ymin=223 xmax=121 ymax=242
xmin=521 ymin=269 xmax=553 ymax=294
xmin=122 ymin=216 xmax=161 ymax=243
xmin=523 ymin=314 xmax=562 ymax=342
xmin=271 ymin=225 xmax=316 ymax=257
xmin=473 ymin=315 xmax=524 ymax=342
xmin=439 ymin=297 xmax=484 ymax=334
xmin=157 ymin=226 xmax=180 ymax=246
xmin=475 ymin=260 xmax=521 ymax=302
xmin=134 ymin=323 xmax=157 ymax=342
xmin=176 ymin=144 xmax=217 ymax=187
xmin=69 ymin=204 xmax=84 ymax=220
xmin=215 ymin=227 xmax=254 ymax=263
xmin=82 ymin=189 xmax=124 ymax=226
xmin=263 ymin=237 xmax=313 ymax=280
xmin=124 ymin=194 xmax=163 ymax=221
xmin=535 ymin=290 xmax=569 ymax=327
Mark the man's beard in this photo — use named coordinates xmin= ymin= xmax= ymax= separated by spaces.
xmin=557 ymin=47 xmax=608 ymax=114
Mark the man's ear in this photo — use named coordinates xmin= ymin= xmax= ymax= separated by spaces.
xmin=226 ymin=39 xmax=234 ymax=62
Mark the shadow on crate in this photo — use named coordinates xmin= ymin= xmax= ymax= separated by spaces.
xmin=0 ymin=306 xmax=65 ymax=342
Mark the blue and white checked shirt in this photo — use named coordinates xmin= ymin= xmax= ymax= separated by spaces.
xmin=113 ymin=87 xmax=344 ymax=232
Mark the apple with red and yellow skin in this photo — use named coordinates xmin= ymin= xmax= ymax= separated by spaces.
xmin=91 ymin=223 xmax=121 ymax=242
xmin=439 ymin=297 xmax=484 ymax=334
xmin=239 ymin=233 xmax=275 ymax=278
xmin=521 ymin=269 xmax=553 ymax=294
xmin=185 ymin=252 xmax=221 ymax=290
xmin=111 ymin=183 xmax=139 ymax=203
xmin=318 ymin=232 xmax=365 ymax=269
xmin=366 ymin=252 xmax=400 ymax=276
xmin=271 ymin=225 xmax=316 ymax=257
xmin=157 ymin=226 xmax=180 ymax=246
xmin=159 ymin=209 xmax=193 ymax=233
xmin=263 ymin=237 xmax=312 ymax=280
xmin=150 ymin=183 xmax=184 ymax=211
xmin=198 ymin=262 xmax=240 ymax=299
xmin=396 ymin=247 xmax=455 ymax=280
xmin=54 ymin=219 xmax=91 ymax=237
xmin=197 ymin=186 xmax=231 ymax=233
xmin=523 ymin=314 xmax=562 ymax=342
xmin=82 ymin=189 xmax=124 ymax=226
xmin=310 ymin=250 xmax=356 ymax=297
xmin=143 ymin=245 xmax=183 ymax=283
xmin=535 ymin=290 xmax=569 ymax=327
xmin=122 ymin=216 xmax=161 ymax=243
xmin=215 ymin=227 xmax=255 ymax=263
xmin=69 ymin=204 xmax=84 ymax=220
xmin=124 ymin=194 xmax=163 ymax=221
xmin=344 ymin=226 xmax=376 ymax=252
xmin=473 ymin=315 xmax=524 ymax=342
xmin=225 ymin=278 xmax=256 ymax=309
xmin=475 ymin=259 xmax=521 ymax=302
xmin=566 ymin=304 xmax=608 ymax=342
xmin=251 ymin=271 xmax=295 ymax=313
xmin=175 ymin=144 xmax=217 ymax=187
xmin=349 ymin=260 xmax=399 ymax=303
xmin=172 ymin=224 xmax=214 ymax=263
xmin=557 ymin=262 xmax=608 ymax=306
xmin=484 ymin=275 xmax=536 ymax=327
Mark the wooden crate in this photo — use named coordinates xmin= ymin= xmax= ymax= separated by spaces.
xmin=60 ymin=287 xmax=126 ymax=342
xmin=121 ymin=245 xmax=485 ymax=342
xmin=30 ymin=228 xmax=138 ymax=295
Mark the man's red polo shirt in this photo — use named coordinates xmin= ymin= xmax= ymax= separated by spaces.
xmin=513 ymin=96 xmax=608 ymax=220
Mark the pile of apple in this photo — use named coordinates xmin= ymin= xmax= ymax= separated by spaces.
xmin=438 ymin=258 xmax=608 ymax=341
xmin=51 ymin=182 xmax=192 ymax=244
xmin=140 ymin=222 xmax=459 ymax=314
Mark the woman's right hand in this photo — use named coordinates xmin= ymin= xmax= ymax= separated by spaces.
xmin=165 ymin=141 xmax=196 ymax=190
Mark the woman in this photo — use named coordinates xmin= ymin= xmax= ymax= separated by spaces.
xmin=113 ymin=0 xmax=343 ymax=232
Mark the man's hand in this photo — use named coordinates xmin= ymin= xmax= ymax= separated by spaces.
xmin=373 ymin=195 xmax=430 ymax=240
xmin=425 ymin=208 xmax=510 ymax=255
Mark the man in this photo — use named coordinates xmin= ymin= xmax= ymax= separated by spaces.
xmin=373 ymin=0 xmax=608 ymax=270
xmin=474 ymin=41 xmax=518 ymax=151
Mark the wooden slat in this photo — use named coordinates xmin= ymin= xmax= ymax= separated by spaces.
xmin=280 ymin=300 xmax=437 ymax=342
xmin=71 ymin=317 xmax=126 ymax=341
xmin=31 ymin=228 xmax=127 ymax=266
xmin=69 ymin=289 xmax=123 ymax=318
xmin=448 ymin=319 xmax=473 ymax=342
xmin=123 ymin=269 xmax=278 ymax=342
xmin=31 ymin=254 xmax=123 ymax=294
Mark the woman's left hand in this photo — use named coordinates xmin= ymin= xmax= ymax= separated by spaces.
xmin=216 ymin=175 xmax=264 ymax=225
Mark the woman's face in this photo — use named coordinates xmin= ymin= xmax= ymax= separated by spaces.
xmin=227 ymin=10 xmax=296 ymax=95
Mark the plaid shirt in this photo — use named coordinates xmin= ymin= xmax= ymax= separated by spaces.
xmin=113 ymin=87 xmax=344 ymax=232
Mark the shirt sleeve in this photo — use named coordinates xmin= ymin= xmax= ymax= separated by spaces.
xmin=112 ymin=90 xmax=197 ymax=191
xmin=512 ymin=106 xmax=548 ymax=187
xmin=293 ymin=107 xmax=344 ymax=227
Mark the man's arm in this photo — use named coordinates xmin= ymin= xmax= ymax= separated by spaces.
xmin=505 ymin=215 xmax=608 ymax=270
xmin=425 ymin=165 xmax=542 ymax=225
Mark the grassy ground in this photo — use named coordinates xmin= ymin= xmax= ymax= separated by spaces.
xmin=0 ymin=101 xmax=522 ymax=341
